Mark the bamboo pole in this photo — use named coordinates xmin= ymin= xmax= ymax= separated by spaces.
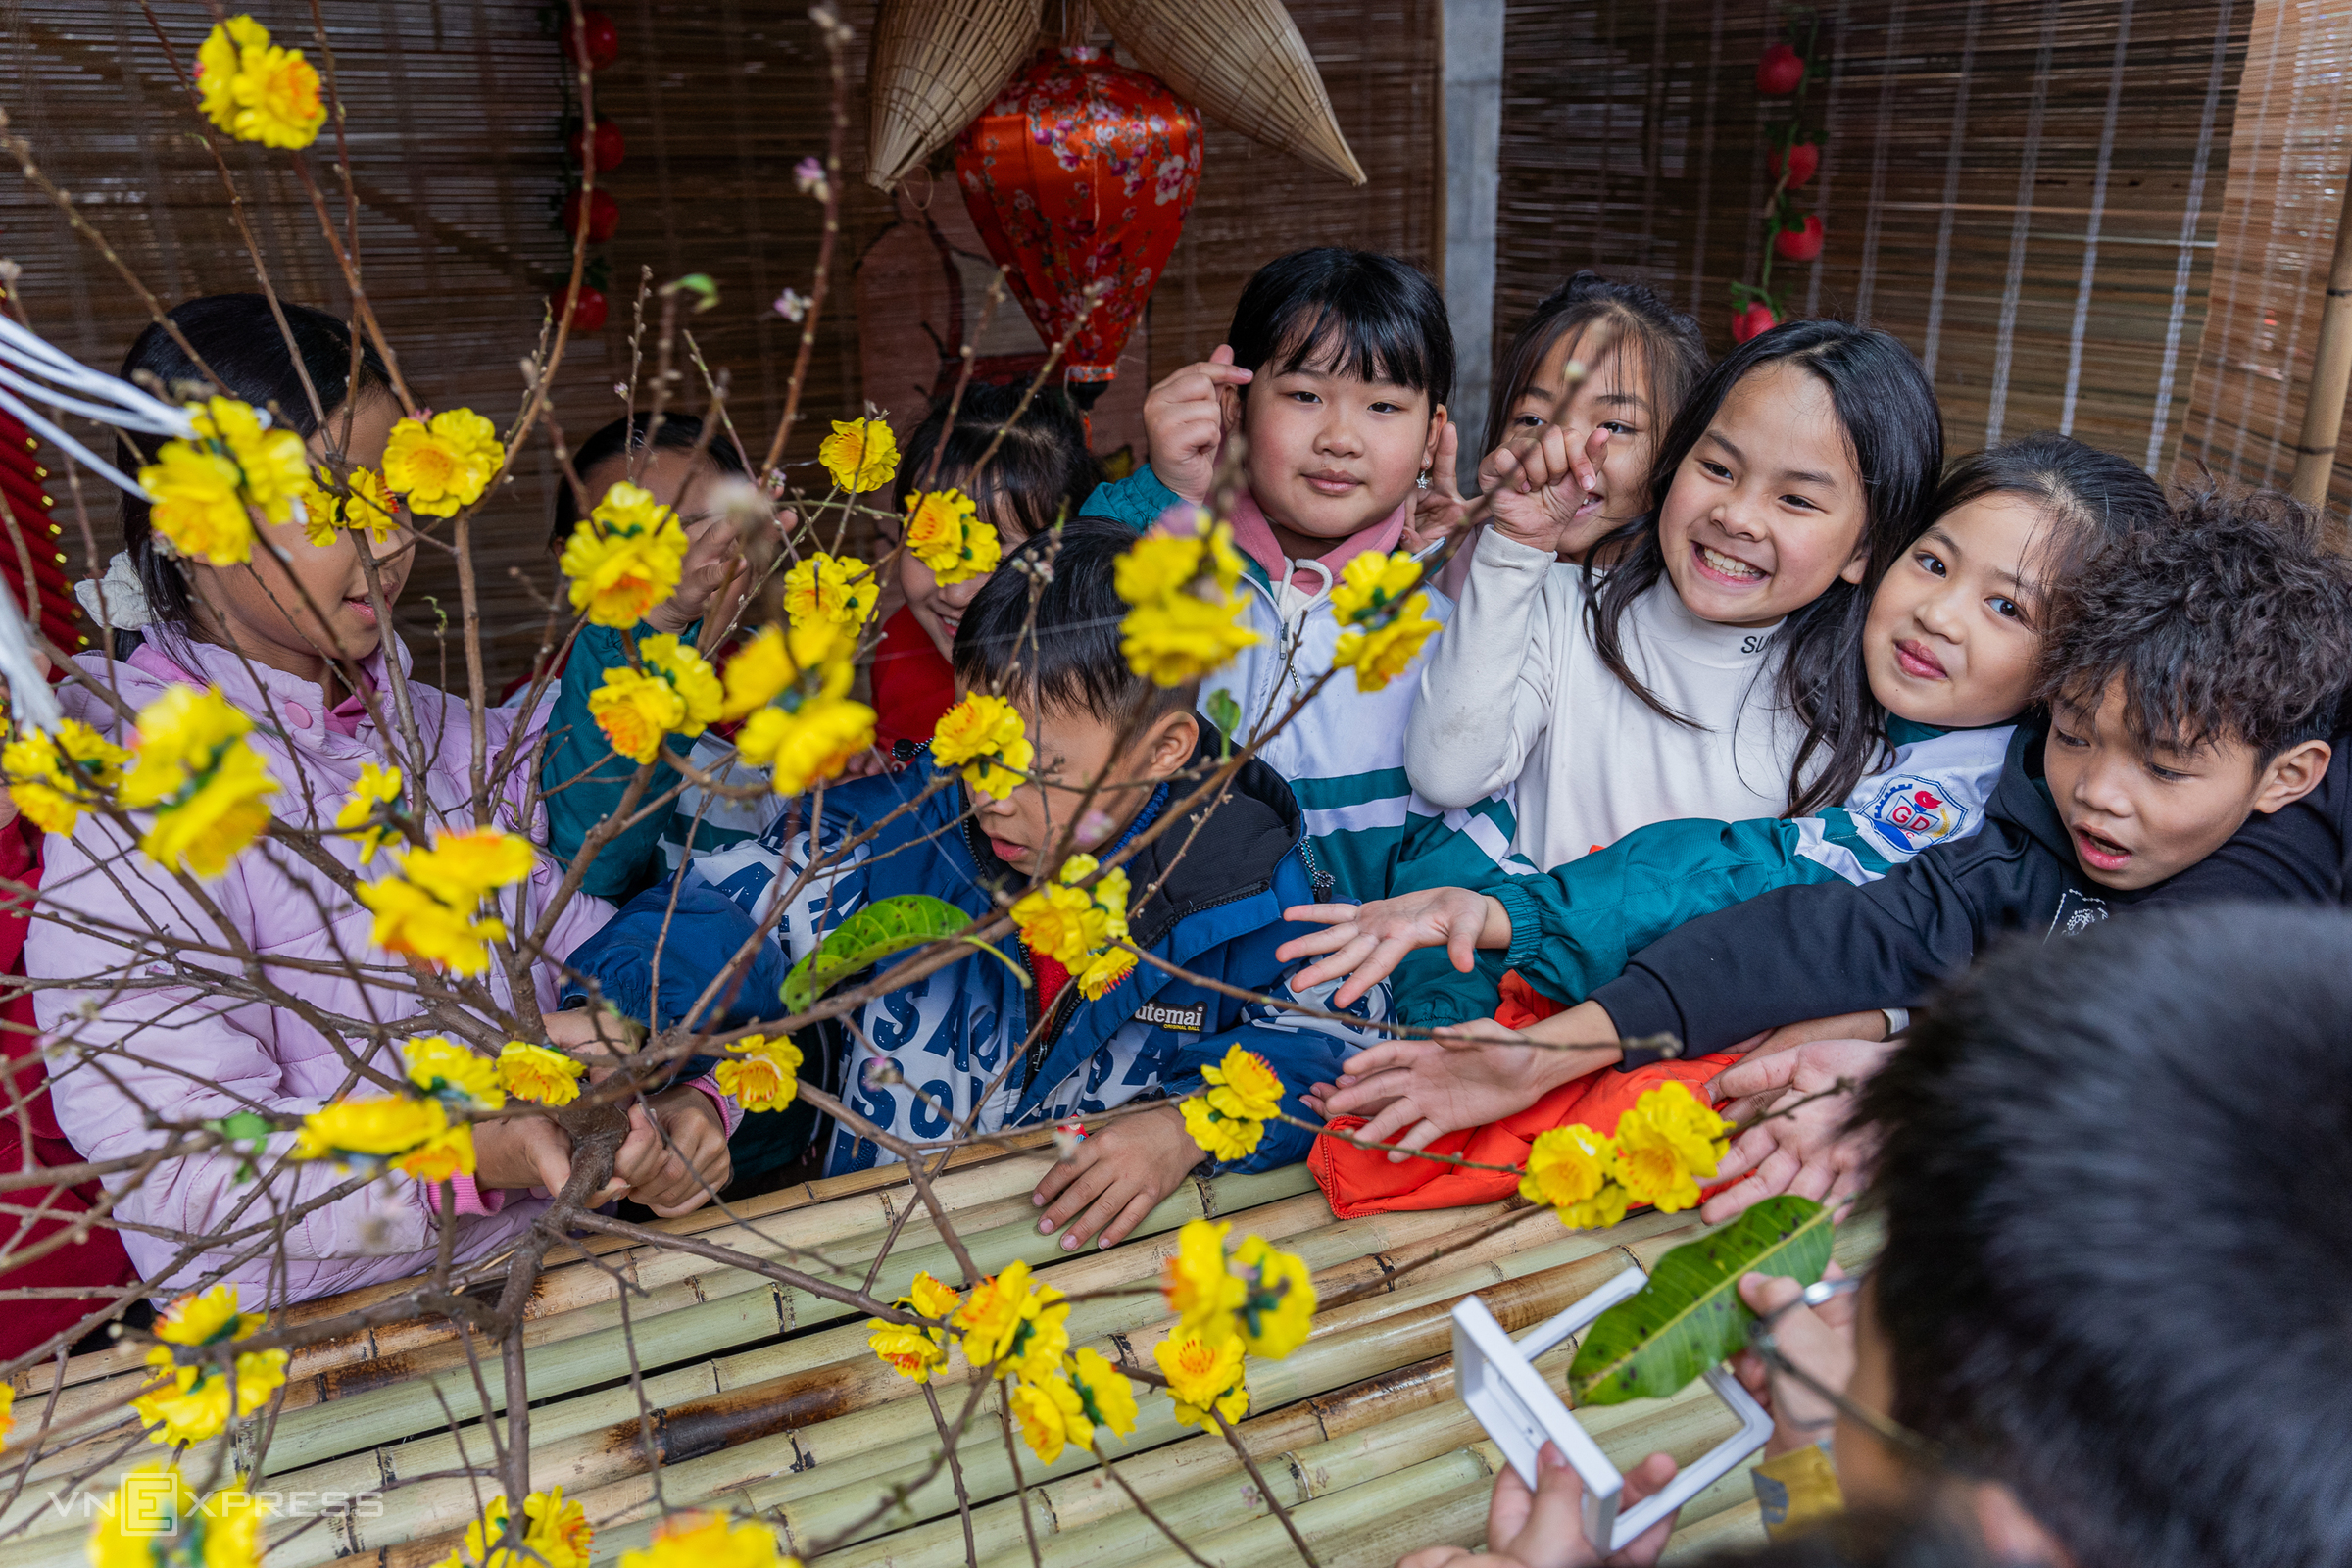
xmin=2291 ymin=156 xmax=2352 ymax=510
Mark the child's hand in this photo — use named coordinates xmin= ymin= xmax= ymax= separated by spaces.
xmin=647 ymin=515 xmax=746 ymax=637
xmin=543 ymin=1004 xmax=639 ymax=1069
xmin=472 ymin=1113 xmax=591 ymax=1198
xmin=1731 ymin=1267 xmax=1856 ymax=1457
xmin=1316 ymin=1013 xmax=1618 ymax=1159
xmin=1481 ymin=424 xmax=1605 ymax=559
xmin=1403 ymin=418 xmax=1469 ymax=554
xmin=1143 ymin=345 xmax=1251 ymax=504
xmin=1396 ymin=1444 xmax=1680 ymax=1568
xmin=1277 ymin=889 xmax=1508 ymax=1005
xmin=1700 ymin=1037 xmax=1892 ymax=1225
xmin=611 ymin=1088 xmax=732 ymax=1216
xmin=1030 ymin=1102 xmax=1200 ymax=1250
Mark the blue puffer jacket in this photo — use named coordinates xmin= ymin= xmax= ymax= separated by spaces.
xmin=562 ymin=727 xmax=1392 ymax=1176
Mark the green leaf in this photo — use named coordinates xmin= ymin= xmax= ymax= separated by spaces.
xmin=1568 ymin=1195 xmax=1832 ymax=1406
xmin=213 ymin=1110 xmax=274 ymax=1144
xmin=1204 ymin=690 xmax=1242 ymax=756
xmin=781 ymin=894 xmax=1026 ymax=1014
xmin=665 ymin=272 xmax=720 ymax=313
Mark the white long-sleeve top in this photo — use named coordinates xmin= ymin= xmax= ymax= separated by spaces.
xmin=1405 ymin=527 xmax=1810 ymax=871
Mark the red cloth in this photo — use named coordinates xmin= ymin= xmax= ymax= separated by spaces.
xmin=0 ymin=816 xmax=136 ymax=1349
xmin=1309 ymin=968 xmax=1740 ymax=1218
xmin=0 ymin=411 xmax=89 ymax=657
xmin=871 ymin=606 xmax=956 ymax=753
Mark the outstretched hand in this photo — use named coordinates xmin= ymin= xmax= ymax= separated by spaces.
xmin=1277 ymin=888 xmax=1507 ymax=1006
xmin=1143 ymin=344 xmax=1251 ymax=503
xmin=1396 ymin=1445 xmax=1681 ymax=1568
xmin=1698 ymin=1035 xmax=1894 ymax=1224
xmin=1306 ymin=1020 xmax=1609 ymax=1159
xmin=1404 ymin=418 xmax=1470 ymax=554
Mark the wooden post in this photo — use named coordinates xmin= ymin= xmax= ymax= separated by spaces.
xmin=2290 ymin=158 xmax=2352 ymax=509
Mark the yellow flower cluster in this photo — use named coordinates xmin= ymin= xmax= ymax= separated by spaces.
xmin=300 ymin=464 xmax=401 ymax=547
xmin=1153 ymin=1216 xmax=1315 ymax=1432
xmin=436 ymin=1486 xmax=593 ymax=1568
xmin=333 ymin=761 xmax=405 ymax=864
xmin=119 ymin=686 xmax=280 ymax=877
xmin=713 ymin=1034 xmax=803 ymax=1111
xmin=1113 ymin=510 xmax=1259 ymax=687
xmin=865 ymin=1262 xmax=1140 ymax=1467
xmin=499 ymin=1041 xmax=585 ymax=1105
xmin=782 ymin=552 xmax=880 ymax=637
xmin=1 ymin=719 xmax=128 ymax=836
xmin=129 ymin=1286 xmax=289 ymax=1447
xmin=722 ymin=622 xmax=877 ymax=796
xmin=290 ymin=1036 xmax=509 ymax=1185
xmin=561 ymin=482 xmax=690 ymax=628
xmin=1518 ymin=1079 xmax=1731 ymax=1229
xmin=196 ymin=15 xmax=324 ymax=149
xmin=1329 ymin=550 xmax=1441 ymax=693
xmin=902 ymin=488 xmax=1002 ymax=587
xmin=591 ymin=634 xmax=724 ymax=764
xmin=817 ymin=417 xmax=899 ymax=493
xmin=1179 ymin=1042 xmax=1284 ymax=1162
xmin=356 ymin=827 xmax=536 ymax=975
xmin=87 ymin=1466 xmax=267 ymax=1568
xmin=138 ymin=396 xmax=313 ymax=566
xmin=1010 ymin=854 xmax=1136 ymax=1000
xmin=382 ymin=409 xmax=504 ymax=519
xmin=618 ymin=1512 xmax=795 ymax=1568
xmin=930 ymin=692 xmax=1031 ymax=799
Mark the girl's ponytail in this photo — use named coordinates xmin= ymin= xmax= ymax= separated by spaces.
xmin=1586 ymin=319 xmax=1944 ymax=815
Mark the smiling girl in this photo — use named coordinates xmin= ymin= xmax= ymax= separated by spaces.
xmin=1406 ymin=320 xmax=1945 ymax=876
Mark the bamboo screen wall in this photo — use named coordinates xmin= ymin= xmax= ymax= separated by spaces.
xmin=0 ymin=1 xmax=1438 ymax=684
xmin=1494 ymin=0 xmax=2252 ymax=476
xmin=2176 ymin=0 xmax=2352 ymax=516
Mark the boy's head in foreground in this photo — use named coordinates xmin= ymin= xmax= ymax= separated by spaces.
xmin=952 ymin=521 xmax=1200 ymax=876
xmin=1849 ymin=904 xmax=2352 ymax=1568
xmin=2036 ymin=487 xmax=2352 ymax=889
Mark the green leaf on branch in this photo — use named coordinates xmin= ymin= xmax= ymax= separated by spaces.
xmin=206 ymin=1109 xmax=278 ymax=1183
xmin=781 ymin=893 xmax=1026 ymax=1014
xmin=663 ymin=272 xmax=720 ymax=313
xmin=1205 ymin=690 xmax=1242 ymax=757
xmin=1568 ymin=1195 xmax=1832 ymax=1406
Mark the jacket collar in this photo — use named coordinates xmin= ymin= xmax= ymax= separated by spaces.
xmin=1223 ymin=489 xmax=1411 ymax=603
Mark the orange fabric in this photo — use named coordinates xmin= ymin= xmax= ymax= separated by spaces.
xmin=1311 ymin=968 xmax=1740 ymax=1217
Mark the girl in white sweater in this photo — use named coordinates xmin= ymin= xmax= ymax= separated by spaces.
xmin=1404 ymin=320 xmax=1945 ymax=873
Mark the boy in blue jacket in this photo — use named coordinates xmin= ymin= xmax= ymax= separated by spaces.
xmin=563 ymin=521 xmax=1389 ymax=1249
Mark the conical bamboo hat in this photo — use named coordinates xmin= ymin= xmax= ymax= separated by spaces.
xmin=1094 ymin=0 xmax=1366 ymax=185
xmin=866 ymin=0 xmax=1044 ymax=192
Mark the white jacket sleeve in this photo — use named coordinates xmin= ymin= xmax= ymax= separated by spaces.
xmin=1405 ymin=527 xmax=1564 ymax=808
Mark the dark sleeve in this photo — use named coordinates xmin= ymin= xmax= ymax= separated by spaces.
xmin=542 ymin=621 xmax=694 ymax=902
xmin=2137 ymin=736 xmax=2349 ymax=907
xmin=1588 ymin=820 xmax=2042 ymax=1061
xmin=560 ymin=875 xmax=792 ymax=1032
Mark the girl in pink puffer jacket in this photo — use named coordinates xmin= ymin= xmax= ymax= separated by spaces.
xmin=28 ymin=297 xmax=735 ymax=1302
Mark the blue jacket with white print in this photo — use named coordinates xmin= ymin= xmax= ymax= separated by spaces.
xmin=566 ymin=723 xmax=1390 ymax=1176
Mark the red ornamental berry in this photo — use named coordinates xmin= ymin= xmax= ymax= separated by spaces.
xmin=1767 ymin=141 xmax=1820 ymax=187
xmin=562 ymin=9 xmax=620 ymax=72
xmin=1774 ymin=215 xmax=1826 ymax=263
xmin=560 ymin=187 xmax=619 ymax=244
xmin=1755 ymin=43 xmax=1805 ymax=95
xmin=553 ymin=283 xmax=608 ymax=334
xmin=1732 ymin=303 xmax=1780 ymax=344
xmin=566 ymin=116 xmax=626 ymax=175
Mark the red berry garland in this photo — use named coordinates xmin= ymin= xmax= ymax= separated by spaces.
xmin=1730 ymin=9 xmax=1826 ymax=341
xmin=548 ymin=7 xmax=621 ymax=334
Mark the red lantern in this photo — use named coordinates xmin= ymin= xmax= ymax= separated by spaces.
xmin=1755 ymin=43 xmax=1805 ymax=95
xmin=560 ymin=188 xmax=619 ymax=244
xmin=954 ymin=48 xmax=1204 ymax=403
xmin=567 ymin=116 xmax=626 ymax=175
xmin=563 ymin=10 xmax=620 ymax=72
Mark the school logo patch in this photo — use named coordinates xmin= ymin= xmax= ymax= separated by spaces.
xmin=1134 ymin=1000 xmax=1207 ymax=1033
xmin=2046 ymin=887 xmax=2110 ymax=939
xmin=1859 ymin=774 xmax=1964 ymax=853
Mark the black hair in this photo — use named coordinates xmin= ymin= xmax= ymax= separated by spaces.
xmin=1688 ymin=1513 xmax=1992 ymax=1568
xmin=952 ymin=520 xmax=1192 ymax=724
xmin=889 ymin=383 xmax=1102 ymax=544
xmin=549 ymin=412 xmax=751 ymax=547
xmin=1587 ymin=319 xmax=1944 ymax=816
xmin=117 ymin=294 xmax=394 ymax=628
xmin=1857 ymin=905 xmax=2352 ymax=1568
xmin=1925 ymin=432 xmax=2169 ymax=615
xmin=1227 ymin=248 xmax=1453 ymax=415
xmin=2034 ymin=485 xmax=2352 ymax=763
xmin=1481 ymin=271 xmax=1707 ymax=470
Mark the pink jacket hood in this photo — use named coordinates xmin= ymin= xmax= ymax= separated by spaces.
xmin=29 ymin=633 xmax=613 ymax=1302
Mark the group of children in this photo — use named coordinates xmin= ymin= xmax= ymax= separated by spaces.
xmin=8 ymin=241 xmax=2352 ymax=1395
